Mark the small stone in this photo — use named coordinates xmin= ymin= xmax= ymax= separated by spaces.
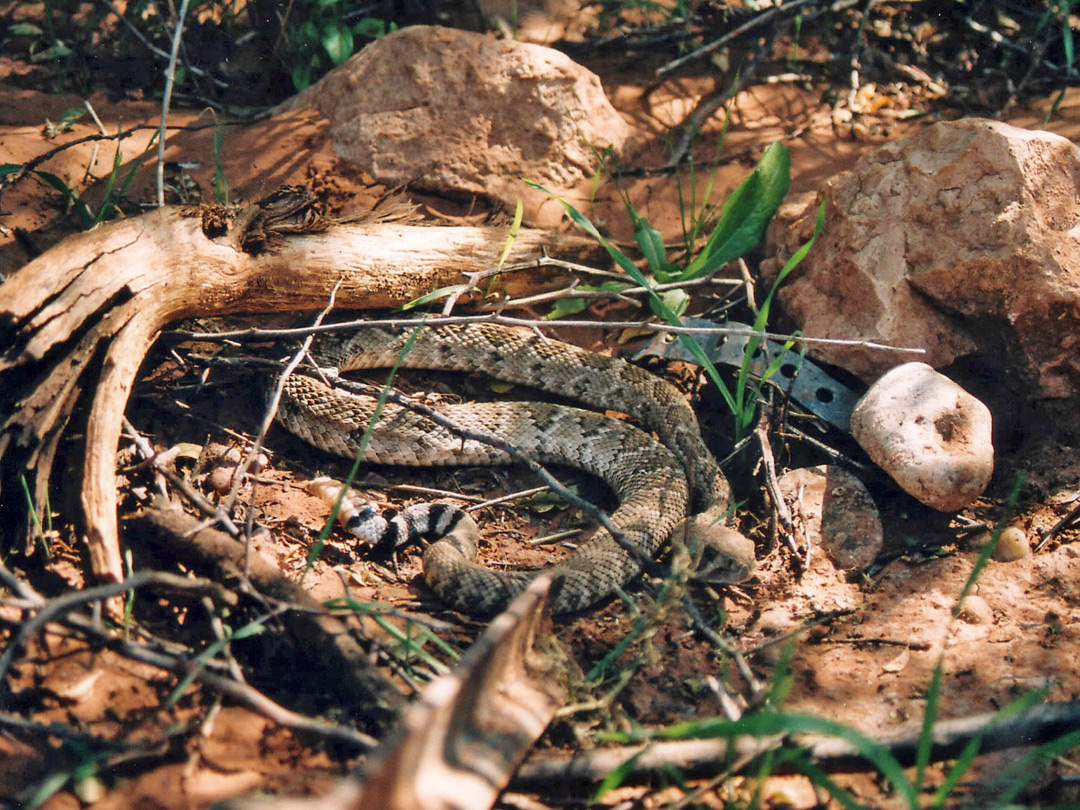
xmin=850 ymin=363 xmax=994 ymax=511
xmin=208 ymin=465 xmax=236 ymax=494
xmin=250 ymin=452 xmax=270 ymax=474
xmin=958 ymin=594 xmax=994 ymax=624
xmin=223 ymin=446 xmax=243 ymax=464
xmin=777 ymin=465 xmax=883 ymax=570
xmin=994 ymin=525 xmax=1031 ymax=562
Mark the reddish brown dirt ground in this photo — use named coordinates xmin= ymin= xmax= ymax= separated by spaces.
xmin=4 ymin=19 xmax=1080 ymax=810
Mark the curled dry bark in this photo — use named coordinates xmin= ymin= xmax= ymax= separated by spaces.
xmin=0 ymin=199 xmax=590 ymax=586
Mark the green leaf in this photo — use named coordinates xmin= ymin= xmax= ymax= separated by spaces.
xmin=322 ymin=24 xmax=354 ymax=64
xmin=657 ymin=287 xmax=689 ymax=318
xmin=353 ymin=17 xmax=387 ymax=38
xmin=542 ymin=280 xmax=630 ymax=321
xmin=9 ymin=22 xmax=44 ymax=36
xmin=677 ymin=141 xmax=791 ymax=282
xmin=399 ymin=284 xmax=469 ymax=311
xmin=290 ymin=59 xmax=314 ymax=92
xmin=0 ymin=163 xmax=23 ymax=176
xmin=33 ymin=170 xmax=92 ymax=230
xmin=633 ymin=217 xmax=671 ymax=277
xmin=59 ymin=107 xmax=86 ymax=126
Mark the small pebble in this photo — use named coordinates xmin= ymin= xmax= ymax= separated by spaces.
xmin=250 ymin=452 xmax=270 ymax=474
xmin=208 ymin=465 xmax=237 ymax=494
xmin=958 ymin=594 xmax=994 ymax=625
xmin=850 ymin=362 xmax=994 ymax=512
xmin=223 ymin=446 xmax=243 ymax=464
xmin=994 ymin=525 xmax=1031 ymax=562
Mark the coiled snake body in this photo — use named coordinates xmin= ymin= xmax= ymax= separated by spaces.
xmin=277 ymin=323 xmax=754 ymax=614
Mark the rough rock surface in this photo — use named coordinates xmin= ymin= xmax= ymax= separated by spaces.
xmin=279 ymin=25 xmax=632 ymax=224
xmin=776 ymin=465 xmax=883 ymax=570
xmin=763 ymin=118 xmax=1080 ymax=398
xmin=850 ymin=362 xmax=994 ymax=512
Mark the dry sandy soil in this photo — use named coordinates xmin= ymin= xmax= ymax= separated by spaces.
xmin=4 ymin=9 xmax=1080 ymax=810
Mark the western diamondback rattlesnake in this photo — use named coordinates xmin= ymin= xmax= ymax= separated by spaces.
xmin=277 ymin=322 xmax=755 ymax=614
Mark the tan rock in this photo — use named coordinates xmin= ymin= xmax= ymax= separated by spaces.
xmin=957 ymin=594 xmax=994 ymax=625
xmin=764 ymin=118 xmax=1080 ymax=398
xmin=777 ymin=465 xmax=883 ymax=570
xmin=994 ymin=525 xmax=1031 ymax=562
xmin=279 ymin=25 xmax=633 ymax=224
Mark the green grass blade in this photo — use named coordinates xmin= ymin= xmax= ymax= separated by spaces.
xmin=164 ymin=619 xmax=266 ymax=708
xmin=301 ymin=325 xmax=425 ymax=579
xmin=987 ymin=728 xmax=1080 ymax=807
xmin=786 ymin=751 xmax=864 ymax=810
xmin=916 ymin=655 xmax=944 ymax=792
xmin=91 ymin=140 xmax=125 ymax=226
xmin=932 ymin=687 xmax=1047 ymax=807
xmin=591 ymin=748 xmax=647 ymax=803
xmin=497 ymin=197 xmax=524 ymax=266
xmin=525 ymin=180 xmax=741 ymax=418
xmin=656 ymin=712 xmax=917 ymax=806
xmin=33 ymin=169 xmax=93 ymax=229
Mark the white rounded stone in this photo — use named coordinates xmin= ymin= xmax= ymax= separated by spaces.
xmin=850 ymin=362 xmax=994 ymax=512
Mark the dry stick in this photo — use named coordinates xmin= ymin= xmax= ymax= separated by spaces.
xmin=656 ymin=0 xmax=819 ymax=77
xmin=754 ymin=411 xmax=797 ymax=557
xmin=126 ymin=503 xmax=406 ymax=719
xmin=56 ymin=612 xmax=377 ymax=749
xmin=155 ymin=0 xmax=192 ymax=207
xmin=325 ymin=375 xmax=666 ymax=579
xmin=513 ymin=701 xmax=1080 ymax=789
xmin=122 ymin=417 xmax=241 ymax=534
xmin=176 ymin=313 xmax=925 ymax=356
xmin=0 ymin=570 xmax=232 ymax=693
xmin=220 ymin=280 xmax=344 ymax=527
xmin=682 ymin=594 xmax=761 ymax=696
xmin=0 ymin=559 xmax=46 ymax=608
xmin=1035 ymin=498 xmax=1080 ymax=552
xmin=665 ymin=38 xmax=768 ymax=169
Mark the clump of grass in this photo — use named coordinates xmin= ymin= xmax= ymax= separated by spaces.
xmin=527 ymin=143 xmax=824 ymax=439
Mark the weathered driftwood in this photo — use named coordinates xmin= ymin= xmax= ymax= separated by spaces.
xmin=0 ymin=201 xmax=592 ymax=586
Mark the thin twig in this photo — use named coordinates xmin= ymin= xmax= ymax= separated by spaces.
xmin=0 ymin=570 xmax=233 ymax=693
xmin=171 ymin=313 xmax=926 ymax=356
xmin=220 ymin=280 xmax=345 ymax=527
xmin=156 ymin=0 xmax=193 ymax=207
xmin=754 ymin=411 xmax=796 ymax=555
xmin=656 ymin=0 xmax=819 ymax=77
xmin=57 ymin=612 xmax=377 ymax=749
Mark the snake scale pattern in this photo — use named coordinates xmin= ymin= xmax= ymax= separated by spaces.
xmin=277 ymin=322 xmax=753 ymax=614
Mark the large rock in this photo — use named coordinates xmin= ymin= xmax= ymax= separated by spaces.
xmin=279 ymin=25 xmax=632 ymax=224
xmin=763 ymin=118 xmax=1080 ymax=398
